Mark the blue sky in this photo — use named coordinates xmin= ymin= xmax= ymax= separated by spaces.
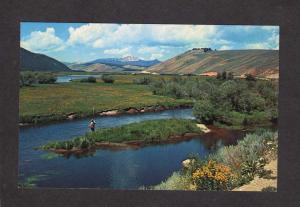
xmin=20 ymin=22 xmax=279 ymax=63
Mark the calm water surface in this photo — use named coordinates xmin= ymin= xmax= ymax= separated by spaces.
xmin=56 ymin=75 xmax=102 ymax=83
xmin=19 ymin=109 xmax=248 ymax=189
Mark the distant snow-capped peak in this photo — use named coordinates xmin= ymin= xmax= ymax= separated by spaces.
xmin=120 ymin=56 xmax=140 ymax=62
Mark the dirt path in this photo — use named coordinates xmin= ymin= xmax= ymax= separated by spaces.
xmin=233 ymin=159 xmax=277 ymax=191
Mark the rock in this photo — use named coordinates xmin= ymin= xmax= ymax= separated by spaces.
xmin=182 ymin=159 xmax=196 ymax=168
xmin=127 ymin=108 xmax=138 ymax=114
xmin=144 ymin=106 xmax=155 ymax=112
xmin=67 ymin=113 xmax=76 ymax=120
xmin=196 ymin=124 xmax=211 ymax=133
xmin=99 ymin=110 xmax=119 ymax=116
xmin=140 ymin=109 xmax=145 ymax=113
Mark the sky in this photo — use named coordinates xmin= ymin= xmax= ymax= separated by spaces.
xmin=20 ymin=22 xmax=279 ymax=63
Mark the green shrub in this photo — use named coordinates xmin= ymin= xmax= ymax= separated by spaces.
xmin=245 ymin=73 xmax=256 ymax=81
xmin=80 ymin=76 xmax=97 ymax=83
xmin=101 ymin=75 xmax=115 ymax=83
xmin=152 ymin=172 xmax=192 ymax=190
xmin=193 ymin=100 xmax=217 ymax=124
xmin=36 ymin=73 xmax=57 ymax=84
xmin=133 ymin=76 xmax=152 ymax=85
xmin=211 ymin=130 xmax=277 ymax=185
xmin=20 ymin=71 xmax=36 ymax=86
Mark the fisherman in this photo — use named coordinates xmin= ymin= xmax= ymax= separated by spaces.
xmin=89 ymin=119 xmax=96 ymax=132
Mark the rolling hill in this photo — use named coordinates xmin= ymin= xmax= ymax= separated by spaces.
xmin=148 ymin=49 xmax=279 ymax=78
xmin=20 ymin=48 xmax=71 ymax=72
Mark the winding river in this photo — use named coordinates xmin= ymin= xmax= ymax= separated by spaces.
xmin=19 ymin=108 xmax=252 ymax=189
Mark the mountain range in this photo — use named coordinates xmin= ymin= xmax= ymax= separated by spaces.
xmin=20 ymin=48 xmax=279 ymax=78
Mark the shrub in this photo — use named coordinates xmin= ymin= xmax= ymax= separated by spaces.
xmin=211 ymin=130 xmax=277 ymax=185
xmin=80 ymin=76 xmax=97 ymax=83
xmin=193 ymin=100 xmax=217 ymax=124
xmin=36 ymin=73 xmax=57 ymax=84
xmin=192 ymin=160 xmax=236 ymax=191
xmin=20 ymin=71 xmax=36 ymax=86
xmin=245 ymin=73 xmax=256 ymax=81
xmin=133 ymin=76 xmax=152 ymax=85
xmin=153 ymin=172 xmax=192 ymax=190
xmin=227 ymin=72 xmax=234 ymax=80
xmin=101 ymin=75 xmax=115 ymax=83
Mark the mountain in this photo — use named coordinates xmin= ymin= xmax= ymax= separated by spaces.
xmin=20 ymin=48 xmax=71 ymax=72
xmin=148 ymin=49 xmax=279 ymax=78
xmin=86 ymin=56 xmax=161 ymax=67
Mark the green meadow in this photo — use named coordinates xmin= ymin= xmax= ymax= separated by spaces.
xmin=19 ymin=74 xmax=193 ymax=124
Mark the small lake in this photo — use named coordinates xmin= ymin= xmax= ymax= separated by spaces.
xmin=18 ymin=109 xmax=255 ymax=189
xmin=56 ymin=75 xmax=102 ymax=83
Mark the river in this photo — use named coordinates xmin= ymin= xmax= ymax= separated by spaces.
xmin=19 ymin=108 xmax=251 ymax=189
xmin=56 ymin=75 xmax=102 ymax=83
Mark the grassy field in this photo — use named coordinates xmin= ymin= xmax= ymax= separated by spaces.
xmin=19 ymin=75 xmax=193 ymax=123
xmin=41 ymin=119 xmax=202 ymax=150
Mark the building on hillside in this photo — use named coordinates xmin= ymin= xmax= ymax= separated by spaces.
xmin=192 ymin=48 xmax=212 ymax=52
xmin=199 ymin=71 xmax=218 ymax=77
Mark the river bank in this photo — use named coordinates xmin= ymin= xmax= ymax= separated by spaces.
xmin=151 ymin=129 xmax=278 ymax=191
xmin=19 ymin=103 xmax=193 ymax=127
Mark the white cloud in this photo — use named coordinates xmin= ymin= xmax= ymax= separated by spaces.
xmin=66 ymin=24 xmax=218 ymax=49
xmin=219 ymin=45 xmax=233 ymax=50
xmin=21 ymin=27 xmax=65 ymax=52
xmin=103 ymin=47 xmax=132 ymax=56
xmin=245 ymin=30 xmax=279 ymax=50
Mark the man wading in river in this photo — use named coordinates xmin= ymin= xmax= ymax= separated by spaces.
xmin=89 ymin=119 xmax=96 ymax=132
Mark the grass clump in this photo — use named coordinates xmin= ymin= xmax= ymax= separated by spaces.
xmin=41 ymin=119 xmax=202 ymax=150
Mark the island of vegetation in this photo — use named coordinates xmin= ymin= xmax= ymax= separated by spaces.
xmin=40 ymin=119 xmax=204 ymax=153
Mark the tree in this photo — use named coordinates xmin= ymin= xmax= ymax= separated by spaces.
xmin=216 ymin=72 xmax=222 ymax=80
xmin=245 ymin=73 xmax=256 ymax=81
xmin=193 ymin=100 xmax=216 ymax=124
xmin=221 ymin=71 xmax=227 ymax=80
xmin=227 ymin=72 xmax=234 ymax=80
xmin=101 ymin=75 xmax=115 ymax=83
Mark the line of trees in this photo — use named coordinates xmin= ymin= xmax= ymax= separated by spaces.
xmin=150 ymin=75 xmax=278 ymax=126
xmin=20 ymin=71 xmax=57 ymax=87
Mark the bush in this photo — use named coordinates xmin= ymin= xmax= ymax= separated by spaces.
xmin=211 ymin=130 xmax=277 ymax=185
xmin=245 ymin=73 xmax=256 ymax=81
xmin=193 ymin=100 xmax=217 ymax=124
xmin=133 ymin=76 xmax=152 ymax=85
xmin=20 ymin=71 xmax=36 ymax=86
xmin=101 ymin=75 xmax=115 ymax=83
xmin=36 ymin=73 xmax=57 ymax=84
xmin=192 ymin=160 xmax=236 ymax=191
xmin=80 ymin=76 xmax=97 ymax=83
xmin=152 ymin=172 xmax=192 ymax=190
xmin=20 ymin=72 xmax=57 ymax=87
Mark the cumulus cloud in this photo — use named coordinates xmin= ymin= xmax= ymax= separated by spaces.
xmin=21 ymin=23 xmax=279 ymax=61
xmin=103 ymin=47 xmax=132 ymax=56
xmin=21 ymin=27 xmax=65 ymax=52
